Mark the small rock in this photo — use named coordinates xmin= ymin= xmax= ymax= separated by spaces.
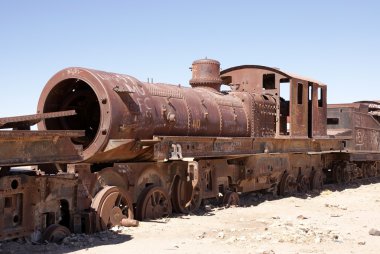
xmin=369 ymin=228 xmax=380 ymax=236
xmin=110 ymin=226 xmax=121 ymax=232
xmin=204 ymin=205 xmax=213 ymax=212
xmin=271 ymin=216 xmax=280 ymax=220
xmin=330 ymin=214 xmax=342 ymax=217
xmin=297 ymin=215 xmax=308 ymax=220
xmin=62 ymin=237 xmax=70 ymax=244
xmin=358 ymin=241 xmax=366 ymax=245
xmin=332 ymin=235 xmax=343 ymax=243
xmin=196 ymin=232 xmax=206 ymax=239
xmin=217 ymin=232 xmax=225 ymax=239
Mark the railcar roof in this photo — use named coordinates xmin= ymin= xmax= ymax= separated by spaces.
xmin=221 ymin=65 xmax=325 ymax=86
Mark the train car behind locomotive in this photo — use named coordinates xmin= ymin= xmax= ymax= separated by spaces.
xmin=325 ymin=101 xmax=380 ymax=182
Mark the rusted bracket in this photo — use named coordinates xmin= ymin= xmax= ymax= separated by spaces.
xmin=0 ymin=110 xmax=77 ymax=129
xmin=0 ymin=130 xmax=84 ymax=166
xmin=186 ymin=161 xmax=200 ymax=208
xmin=113 ymin=86 xmax=135 ymax=94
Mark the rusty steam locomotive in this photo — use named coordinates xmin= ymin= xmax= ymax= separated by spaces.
xmin=1 ymin=59 xmax=379 ymax=242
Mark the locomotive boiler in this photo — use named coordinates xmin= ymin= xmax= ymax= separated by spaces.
xmin=37 ymin=59 xmax=275 ymax=163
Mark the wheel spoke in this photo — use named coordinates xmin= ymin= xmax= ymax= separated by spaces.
xmin=91 ymin=186 xmax=134 ymax=231
xmin=172 ymin=177 xmax=201 ymax=214
xmin=136 ymin=185 xmax=172 ymax=220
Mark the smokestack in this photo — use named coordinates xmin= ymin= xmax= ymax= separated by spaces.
xmin=189 ymin=58 xmax=222 ymax=91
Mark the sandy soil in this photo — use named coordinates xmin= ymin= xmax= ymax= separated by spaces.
xmin=1 ymin=179 xmax=380 ymax=254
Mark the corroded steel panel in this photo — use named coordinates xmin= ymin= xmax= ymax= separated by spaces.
xmin=290 ymin=79 xmax=308 ymax=137
xmin=0 ymin=110 xmax=76 ymax=129
xmin=152 ymin=136 xmax=343 ymax=161
xmin=0 ymin=130 xmax=83 ymax=166
xmin=311 ymin=84 xmax=327 ymax=137
xmin=0 ymin=174 xmax=77 ymax=241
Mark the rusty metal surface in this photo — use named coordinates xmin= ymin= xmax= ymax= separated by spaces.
xmin=0 ymin=130 xmax=83 ymax=166
xmin=0 ymin=173 xmax=77 ymax=241
xmin=220 ymin=65 xmax=327 ymax=138
xmin=38 ymin=59 xmax=333 ymax=163
xmin=135 ymin=185 xmax=172 ymax=220
xmin=220 ymin=65 xmax=325 ymax=94
xmin=189 ymin=59 xmax=223 ymax=90
xmin=0 ymin=110 xmax=76 ymax=129
xmin=37 ymin=63 xmax=251 ymax=163
xmin=327 ymin=101 xmax=380 ymax=161
xmin=91 ymin=186 xmax=133 ymax=231
xmin=152 ymin=136 xmax=343 ymax=161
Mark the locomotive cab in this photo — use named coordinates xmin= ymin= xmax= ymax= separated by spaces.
xmin=220 ymin=65 xmax=328 ymax=138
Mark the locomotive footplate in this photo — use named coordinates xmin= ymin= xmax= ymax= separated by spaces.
xmin=153 ymin=136 xmax=345 ymax=161
xmin=0 ymin=130 xmax=84 ymax=166
xmin=0 ymin=110 xmax=83 ymax=166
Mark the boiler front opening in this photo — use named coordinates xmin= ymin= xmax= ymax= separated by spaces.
xmin=43 ymin=78 xmax=100 ymax=148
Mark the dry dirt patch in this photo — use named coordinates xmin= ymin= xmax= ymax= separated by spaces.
xmin=1 ymin=180 xmax=380 ymax=254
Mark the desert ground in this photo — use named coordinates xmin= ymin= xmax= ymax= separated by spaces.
xmin=1 ymin=178 xmax=380 ymax=254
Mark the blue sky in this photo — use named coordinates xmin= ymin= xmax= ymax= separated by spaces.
xmin=0 ymin=1 xmax=379 ymax=117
